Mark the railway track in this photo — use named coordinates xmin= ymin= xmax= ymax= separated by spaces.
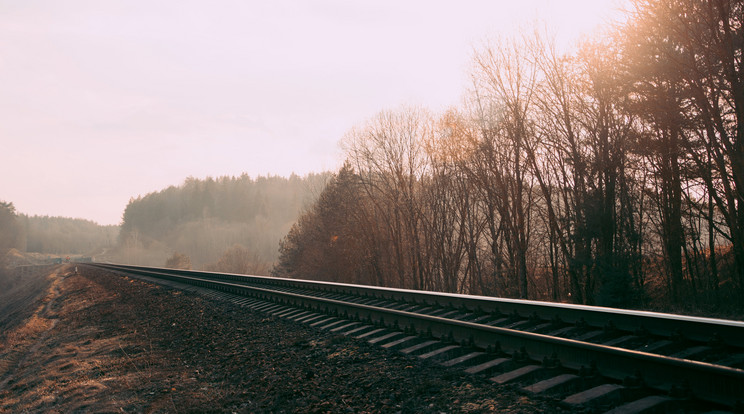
xmin=84 ymin=263 xmax=744 ymax=413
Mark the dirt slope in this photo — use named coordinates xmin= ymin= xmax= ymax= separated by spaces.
xmin=0 ymin=265 xmax=55 ymax=336
xmin=0 ymin=265 xmax=561 ymax=413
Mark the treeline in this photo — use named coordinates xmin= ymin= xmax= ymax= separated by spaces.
xmin=116 ymin=173 xmax=329 ymax=271
xmin=0 ymin=201 xmax=118 ymax=261
xmin=22 ymin=215 xmax=118 ymax=254
xmin=0 ymin=202 xmax=24 ymax=261
xmin=275 ymin=0 xmax=743 ymax=314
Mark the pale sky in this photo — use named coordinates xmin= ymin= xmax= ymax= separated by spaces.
xmin=1 ymin=0 xmax=628 ymax=225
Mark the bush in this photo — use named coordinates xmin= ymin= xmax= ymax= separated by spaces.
xmin=165 ymin=252 xmax=192 ymax=270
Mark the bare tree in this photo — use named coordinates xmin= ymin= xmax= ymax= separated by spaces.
xmin=343 ymin=107 xmax=432 ymax=289
xmin=466 ymin=37 xmax=539 ymax=299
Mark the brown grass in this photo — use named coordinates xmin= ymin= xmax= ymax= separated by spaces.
xmin=3 ymin=313 xmax=55 ymax=348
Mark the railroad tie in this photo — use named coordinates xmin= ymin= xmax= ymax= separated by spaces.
xmin=381 ymin=336 xmax=418 ymax=349
xmin=464 ymin=358 xmax=509 ymax=375
xmin=603 ymin=395 xmax=674 ymax=414
xmin=355 ymin=328 xmax=385 ymax=339
xmin=490 ymin=365 xmax=542 ymax=384
xmin=329 ymin=322 xmax=360 ymax=333
xmin=522 ymin=373 xmax=579 ymax=394
xmin=440 ymin=351 xmax=485 ymax=367
xmin=400 ymin=340 xmax=440 ymax=355
xmin=343 ymin=325 xmax=373 ymax=337
xmin=418 ymin=345 xmax=460 ymax=360
xmin=367 ymin=332 xmax=402 ymax=345
xmin=562 ymin=383 xmax=625 ymax=407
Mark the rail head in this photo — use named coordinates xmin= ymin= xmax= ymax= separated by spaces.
xmin=88 ymin=263 xmax=744 ymax=346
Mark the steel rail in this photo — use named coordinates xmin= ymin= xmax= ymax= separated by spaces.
xmin=91 ymin=263 xmax=744 ymax=346
xmin=87 ymin=263 xmax=744 ymax=408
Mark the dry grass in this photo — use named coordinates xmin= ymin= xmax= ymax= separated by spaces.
xmin=3 ymin=313 xmax=55 ymax=348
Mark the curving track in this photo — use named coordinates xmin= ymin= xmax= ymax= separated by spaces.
xmin=84 ymin=263 xmax=744 ymax=413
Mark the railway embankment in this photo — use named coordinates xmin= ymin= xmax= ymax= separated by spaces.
xmin=0 ymin=265 xmax=559 ymax=412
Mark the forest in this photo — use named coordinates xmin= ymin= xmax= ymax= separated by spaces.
xmin=274 ymin=0 xmax=744 ymax=315
xmin=0 ymin=201 xmax=118 ymax=264
xmin=115 ymin=173 xmax=329 ymax=272
xmin=1 ymin=173 xmax=325 ymax=272
xmin=22 ymin=215 xmax=118 ymax=255
xmin=0 ymin=202 xmax=24 ymax=261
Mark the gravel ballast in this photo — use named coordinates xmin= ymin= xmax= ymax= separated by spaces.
xmin=0 ymin=265 xmax=565 ymax=413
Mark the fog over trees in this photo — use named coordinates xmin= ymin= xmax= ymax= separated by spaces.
xmin=1 ymin=173 xmax=326 ymax=273
xmin=115 ymin=173 xmax=329 ymax=272
xmin=22 ymin=216 xmax=118 ymax=255
xmin=275 ymin=0 xmax=744 ymax=315
xmin=1 ymin=201 xmax=118 ymax=266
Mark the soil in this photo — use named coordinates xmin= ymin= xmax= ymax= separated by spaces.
xmin=0 ymin=264 xmax=566 ymax=413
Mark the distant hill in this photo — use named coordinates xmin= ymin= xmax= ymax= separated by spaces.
xmin=114 ymin=173 xmax=330 ymax=270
